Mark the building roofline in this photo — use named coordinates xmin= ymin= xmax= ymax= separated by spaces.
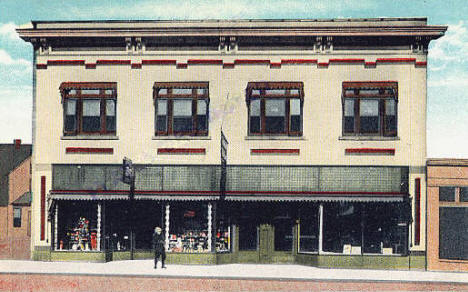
xmin=427 ymin=158 xmax=468 ymax=167
xmin=17 ymin=17 xmax=447 ymax=41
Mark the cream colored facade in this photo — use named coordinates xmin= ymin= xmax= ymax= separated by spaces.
xmin=18 ymin=18 xmax=445 ymax=262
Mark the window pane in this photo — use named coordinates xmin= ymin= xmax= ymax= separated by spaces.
xmin=265 ymin=99 xmax=285 ymax=116
xmin=81 ymin=89 xmax=101 ymax=95
xmin=249 ymin=99 xmax=261 ymax=134
xmin=173 ymin=88 xmax=193 ymax=95
xmin=158 ymin=88 xmax=168 ymax=95
xmin=157 ymin=99 xmax=167 ymax=115
xmin=197 ymin=100 xmax=208 ymax=131
xmin=13 ymin=208 xmax=21 ymax=228
xmin=460 ymin=187 xmax=468 ymax=202
xmin=65 ymin=99 xmax=77 ymax=132
xmin=173 ymin=100 xmax=193 ymax=132
xmin=105 ymin=89 xmax=114 ymax=95
xmin=344 ymin=99 xmax=355 ymax=133
xmin=250 ymin=99 xmax=260 ymax=116
xmin=439 ymin=187 xmax=456 ymax=202
xmin=82 ymin=100 xmax=101 ymax=132
xmin=344 ymin=99 xmax=354 ymax=117
xmin=290 ymin=99 xmax=300 ymax=115
xmin=359 ymin=99 xmax=379 ymax=134
xmin=168 ymin=203 xmax=209 ymax=253
xmin=290 ymin=89 xmax=300 ymax=95
xmin=323 ymin=203 xmax=362 ymax=253
xmin=274 ymin=218 xmax=293 ymax=251
xmin=290 ymin=99 xmax=301 ymax=133
xmin=385 ymin=99 xmax=397 ymax=135
xmin=299 ymin=206 xmax=319 ymax=253
xmin=251 ymin=89 xmax=261 ymax=95
xmin=106 ymin=100 xmax=116 ymax=132
xmin=156 ymin=99 xmax=167 ymax=133
xmin=265 ymin=89 xmax=286 ymax=95
xmin=265 ymin=99 xmax=285 ymax=133
xmin=363 ymin=204 xmax=406 ymax=255
xmin=197 ymin=88 xmax=206 ymax=95
xmin=173 ymin=100 xmax=192 ymax=116
xmin=439 ymin=207 xmax=467 ymax=260
xmin=83 ymin=100 xmax=101 ymax=116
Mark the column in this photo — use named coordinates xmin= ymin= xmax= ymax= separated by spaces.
xmin=97 ymin=202 xmax=102 ymax=251
xmin=318 ymin=204 xmax=323 ymax=253
xmin=207 ymin=202 xmax=212 ymax=252
xmin=165 ymin=203 xmax=170 ymax=251
xmin=54 ymin=202 xmax=58 ymax=250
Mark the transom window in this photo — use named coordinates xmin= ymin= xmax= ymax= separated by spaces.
xmin=60 ymin=82 xmax=117 ymax=136
xmin=154 ymin=82 xmax=209 ymax=136
xmin=342 ymin=82 xmax=398 ymax=137
xmin=246 ymin=82 xmax=303 ymax=136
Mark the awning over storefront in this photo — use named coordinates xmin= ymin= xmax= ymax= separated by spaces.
xmin=225 ymin=192 xmax=406 ymax=202
xmin=49 ymin=190 xmax=219 ymax=201
xmin=51 ymin=164 xmax=409 ymax=203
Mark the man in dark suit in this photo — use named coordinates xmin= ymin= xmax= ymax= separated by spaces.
xmin=152 ymin=227 xmax=166 ymax=269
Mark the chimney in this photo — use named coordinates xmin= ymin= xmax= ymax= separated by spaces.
xmin=14 ymin=139 xmax=21 ymax=149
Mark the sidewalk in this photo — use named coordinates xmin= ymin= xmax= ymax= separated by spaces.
xmin=0 ymin=260 xmax=467 ymax=284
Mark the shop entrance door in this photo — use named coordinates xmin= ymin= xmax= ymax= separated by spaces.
xmin=259 ymin=224 xmax=273 ymax=263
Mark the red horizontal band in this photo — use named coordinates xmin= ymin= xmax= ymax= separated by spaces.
xmin=235 ymin=59 xmax=270 ymax=65
xmin=142 ymin=59 xmax=177 ymax=65
xmin=345 ymin=148 xmax=395 ymax=155
xmin=66 ymin=147 xmax=114 ymax=154
xmin=251 ymin=149 xmax=300 ymax=155
xmin=96 ymin=60 xmax=131 ymax=65
xmin=329 ymin=58 xmax=365 ymax=63
xmin=158 ymin=148 xmax=206 ymax=154
xmin=376 ymin=58 xmax=416 ymax=63
xmin=52 ymin=189 xmax=405 ymax=196
xmin=415 ymin=61 xmax=427 ymax=66
xmin=187 ymin=59 xmax=223 ymax=65
xmin=48 ymin=60 xmax=85 ymax=65
xmin=85 ymin=63 xmax=97 ymax=69
xmin=281 ymin=59 xmax=317 ymax=64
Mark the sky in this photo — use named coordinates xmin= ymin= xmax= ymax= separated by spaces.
xmin=0 ymin=0 xmax=467 ymax=158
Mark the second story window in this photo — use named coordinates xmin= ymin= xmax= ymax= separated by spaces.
xmin=342 ymin=82 xmax=398 ymax=137
xmin=154 ymin=82 xmax=209 ymax=136
xmin=60 ymin=82 xmax=117 ymax=136
xmin=246 ymin=82 xmax=304 ymax=136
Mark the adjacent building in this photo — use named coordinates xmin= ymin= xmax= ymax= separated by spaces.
xmin=17 ymin=18 xmax=446 ymax=268
xmin=0 ymin=140 xmax=32 ymax=259
xmin=427 ymin=159 xmax=468 ymax=271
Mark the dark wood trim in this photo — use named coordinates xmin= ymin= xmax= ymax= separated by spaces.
xmin=36 ymin=64 xmax=47 ymax=69
xmin=142 ymin=59 xmax=177 ymax=65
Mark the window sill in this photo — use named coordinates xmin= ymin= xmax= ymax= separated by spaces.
xmin=245 ymin=136 xmax=306 ymax=141
xmin=61 ymin=135 xmax=119 ymax=140
xmin=439 ymin=259 xmax=468 ymax=263
xmin=152 ymin=136 xmax=211 ymax=140
xmin=339 ymin=136 xmax=400 ymax=141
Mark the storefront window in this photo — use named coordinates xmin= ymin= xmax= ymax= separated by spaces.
xmin=57 ymin=201 xmax=98 ymax=251
xmin=363 ymin=203 xmax=407 ymax=255
xmin=216 ymin=223 xmax=232 ymax=253
xmin=322 ymin=203 xmax=362 ymax=254
xmin=169 ymin=203 xmax=210 ymax=253
xmin=274 ymin=217 xmax=293 ymax=251
xmin=298 ymin=205 xmax=319 ymax=253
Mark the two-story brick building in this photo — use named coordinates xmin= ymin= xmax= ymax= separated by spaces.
xmin=17 ymin=18 xmax=446 ymax=268
xmin=0 ymin=140 xmax=32 ymax=259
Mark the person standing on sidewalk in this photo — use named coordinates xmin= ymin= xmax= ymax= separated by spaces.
xmin=152 ymin=227 xmax=166 ymax=269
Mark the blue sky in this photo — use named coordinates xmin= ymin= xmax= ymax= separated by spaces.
xmin=0 ymin=0 xmax=467 ymax=157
